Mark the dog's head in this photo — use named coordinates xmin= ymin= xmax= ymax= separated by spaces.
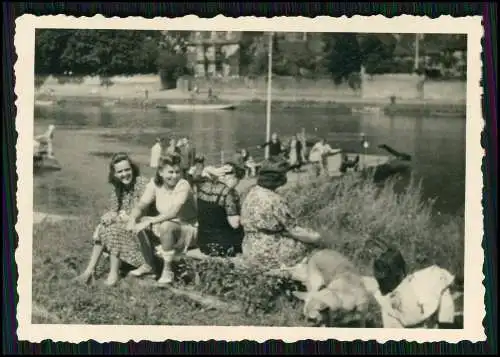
xmin=293 ymin=289 xmax=342 ymax=324
xmin=282 ymin=256 xmax=309 ymax=283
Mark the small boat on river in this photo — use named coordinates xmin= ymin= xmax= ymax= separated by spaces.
xmin=156 ymin=103 xmax=237 ymax=112
xmin=35 ymin=100 xmax=55 ymax=107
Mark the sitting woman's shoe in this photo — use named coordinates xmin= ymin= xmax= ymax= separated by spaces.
xmin=156 ymin=270 xmax=175 ymax=287
xmin=73 ymin=271 xmax=96 ymax=285
xmin=128 ymin=264 xmax=153 ymax=277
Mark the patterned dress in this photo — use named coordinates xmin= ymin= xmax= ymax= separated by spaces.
xmin=92 ymin=176 xmax=149 ymax=268
xmin=240 ymin=185 xmax=311 ymax=271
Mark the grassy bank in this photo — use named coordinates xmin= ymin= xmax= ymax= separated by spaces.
xmin=32 ymin=169 xmax=464 ymax=326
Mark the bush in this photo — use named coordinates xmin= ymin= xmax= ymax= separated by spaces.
xmin=281 ymin=173 xmax=464 ymax=277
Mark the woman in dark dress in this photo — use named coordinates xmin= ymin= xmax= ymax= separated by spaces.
xmin=196 ymin=162 xmax=246 ymax=257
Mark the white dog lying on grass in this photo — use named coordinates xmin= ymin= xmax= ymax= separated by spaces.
xmin=283 ymin=249 xmax=460 ymax=328
xmin=285 ymin=249 xmax=375 ymax=327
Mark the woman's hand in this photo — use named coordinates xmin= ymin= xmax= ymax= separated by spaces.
xmin=100 ymin=211 xmax=118 ymax=226
xmin=288 ymin=226 xmax=322 ymax=244
xmin=116 ymin=211 xmax=130 ymax=222
xmin=134 ymin=217 xmax=154 ymax=233
xmin=126 ymin=219 xmax=137 ymax=232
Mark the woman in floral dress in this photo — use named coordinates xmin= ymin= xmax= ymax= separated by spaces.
xmin=75 ymin=152 xmax=151 ymax=286
xmin=240 ymin=158 xmax=321 ymax=271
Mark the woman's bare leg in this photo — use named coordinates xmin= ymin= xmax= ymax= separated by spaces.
xmin=156 ymin=222 xmax=181 ymax=285
xmin=105 ymin=254 xmax=121 ymax=286
xmin=74 ymin=244 xmax=104 ymax=284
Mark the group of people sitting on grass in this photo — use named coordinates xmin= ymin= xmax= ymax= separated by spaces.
xmin=75 ymin=150 xmax=322 ymax=287
xmin=74 ymin=146 xmax=461 ymax=329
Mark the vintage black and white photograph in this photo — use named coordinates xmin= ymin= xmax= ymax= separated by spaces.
xmin=15 ymin=15 xmax=484 ymax=343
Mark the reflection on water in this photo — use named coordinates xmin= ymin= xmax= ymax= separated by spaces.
xmin=35 ymin=104 xmax=466 ymax=215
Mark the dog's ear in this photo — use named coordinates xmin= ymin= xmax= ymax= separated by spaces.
xmin=292 ymin=291 xmax=309 ymax=301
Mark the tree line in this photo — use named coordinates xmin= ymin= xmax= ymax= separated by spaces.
xmin=35 ymin=30 xmax=466 ymax=88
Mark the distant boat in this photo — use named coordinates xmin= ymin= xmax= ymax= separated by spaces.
xmin=35 ymin=100 xmax=55 ymax=107
xmin=156 ymin=103 xmax=237 ymax=112
xmin=430 ymin=110 xmax=465 ymax=118
xmin=351 ymin=106 xmax=382 ymax=114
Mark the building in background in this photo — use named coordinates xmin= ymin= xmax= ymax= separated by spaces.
xmin=186 ymin=31 xmax=242 ymax=78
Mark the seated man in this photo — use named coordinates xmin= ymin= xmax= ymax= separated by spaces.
xmin=127 ymin=154 xmax=198 ymax=286
xmin=195 ymin=162 xmax=246 ymax=258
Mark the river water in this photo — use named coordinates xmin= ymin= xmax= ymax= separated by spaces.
xmin=34 ymin=103 xmax=466 ymax=215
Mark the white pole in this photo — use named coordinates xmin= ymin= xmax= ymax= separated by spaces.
xmin=414 ymin=33 xmax=420 ymax=71
xmin=265 ymin=32 xmax=273 ymax=160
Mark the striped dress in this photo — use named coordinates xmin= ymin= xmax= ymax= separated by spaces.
xmin=92 ymin=176 xmax=149 ymax=268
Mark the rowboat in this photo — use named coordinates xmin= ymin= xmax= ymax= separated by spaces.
xmin=35 ymin=100 xmax=55 ymax=107
xmin=156 ymin=103 xmax=237 ymax=112
xmin=430 ymin=110 xmax=466 ymax=118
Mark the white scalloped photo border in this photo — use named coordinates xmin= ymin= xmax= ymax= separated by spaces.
xmin=14 ymin=14 xmax=485 ymax=344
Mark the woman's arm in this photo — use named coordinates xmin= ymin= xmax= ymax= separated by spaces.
xmin=224 ymin=189 xmax=241 ymax=229
xmin=128 ymin=180 xmax=156 ymax=226
xmin=274 ymin=197 xmax=320 ymax=244
xmin=286 ymin=226 xmax=321 ymax=244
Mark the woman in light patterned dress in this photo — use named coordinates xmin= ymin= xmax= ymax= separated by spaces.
xmin=75 ymin=153 xmax=151 ymax=286
xmin=240 ymin=158 xmax=322 ymax=271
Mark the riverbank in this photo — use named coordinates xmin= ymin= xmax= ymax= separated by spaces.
xmin=32 ymin=125 xmax=464 ymax=326
xmin=35 ymin=87 xmax=466 ymax=117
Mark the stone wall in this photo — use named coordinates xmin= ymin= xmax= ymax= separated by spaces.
xmin=179 ymin=74 xmax=466 ymax=102
xmin=37 ymin=74 xmax=466 ymax=103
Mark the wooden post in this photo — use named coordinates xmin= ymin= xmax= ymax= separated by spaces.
xmin=414 ymin=33 xmax=420 ymax=71
xmin=265 ymin=32 xmax=273 ymax=160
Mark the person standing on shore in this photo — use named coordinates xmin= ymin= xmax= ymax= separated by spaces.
xmin=298 ymin=131 xmax=308 ymax=164
xmin=288 ymin=135 xmax=304 ymax=172
xmin=259 ymin=132 xmax=284 ymax=159
xmin=178 ymin=137 xmax=196 ymax=178
xmin=309 ymin=138 xmax=340 ymax=177
xmin=165 ymin=138 xmax=181 ymax=157
xmin=150 ymin=138 xmax=163 ymax=169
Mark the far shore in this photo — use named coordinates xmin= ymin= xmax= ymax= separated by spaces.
xmin=35 ymin=88 xmax=466 ymax=117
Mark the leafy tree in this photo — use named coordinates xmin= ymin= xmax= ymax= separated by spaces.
xmin=35 ymin=29 xmax=162 ymax=84
xmin=157 ymin=31 xmax=192 ymax=89
xmin=323 ymin=33 xmax=363 ymax=84
xmin=239 ymin=32 xmax=265 ymax=77
xmin=358 ymin=34 xmax=396 ymax=75
xmin=35 ymin=29 xmax=76 ymax=88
